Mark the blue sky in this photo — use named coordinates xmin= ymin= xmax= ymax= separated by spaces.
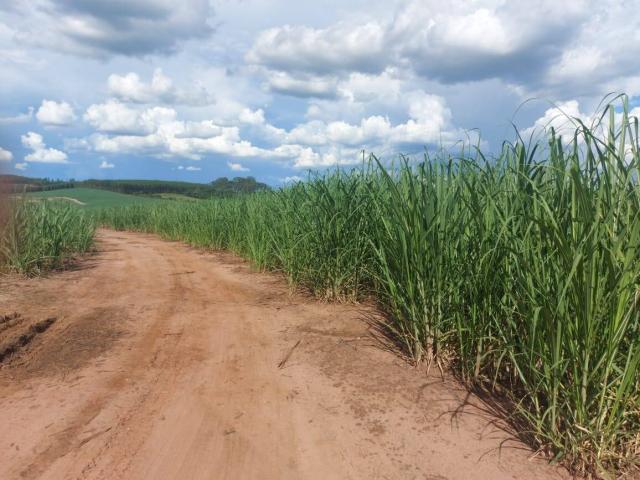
xmin=1 ymin=0 xmax=639 ymax=185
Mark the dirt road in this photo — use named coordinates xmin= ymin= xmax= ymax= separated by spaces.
xmin=0 ymin=230 xmax=566 ymax=480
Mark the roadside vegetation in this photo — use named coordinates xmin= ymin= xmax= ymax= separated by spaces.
xmin=97 ymin=99 xmax=640 ymax=477
xmin=0 ymin=199 xmax=95 ymax=275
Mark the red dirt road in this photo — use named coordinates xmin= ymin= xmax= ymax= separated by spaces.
xmin=0 ymin=230 xmax=566 ymax=479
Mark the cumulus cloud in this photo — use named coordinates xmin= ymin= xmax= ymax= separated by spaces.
xmin=389 ymin=1 xmax=585 ymax=84
xmin=247 ymin=22 xmax=388 ymax=75
xmin=289 ymin=147 xmax=339 ymax=169
xmin=266 ymin=71 xmax=338 ymax=98
xmin=286 ymin=93 xmax=462 ymax=149
xmin=107 ymin=69 xmax=213 ymax=105
xmin=21 ymin=131 xmax=44 ymax=150
xmin=84 ymin=100 xmax=177 ymax=134
xmin=84 ymin=117 xmax=267 ymax=160
xmin=238 ymin=108 xmax=265 ymax=125
xmin=246 ymin=0 xmax=638 ymax=98
xmin=227 ymin=161 xmax=249 ymax=172
xmin=259 ymin=89 xmax=483 ymax=168
xmin=10 ymin=0 xmax=214 ymax=58
xmin=15 ymin=162 xmax=28 ymax=171
xmin=540 ymin=3 xmax=640 ymax=97
xmin=0 ymin=147 xmax=13 ymax=162
xmin=268 ymin=144 xmax=343 ymax=168
xmin=99 ymin=160 xmax=114 ymax=168
xmin=185 ymin=165 xmax=201 ymax=171
xmin=76 ymin=85 xmax=471 ymax=169
xmin=338 ymin=70 xmax=404 ymax=104
xmin=521 ymin=100 xmax=586 ymax=140
xmin=0 ymin=107 xmax=33 ymax=125
xmin=36 ymin=100 xmax=76 ymax=126
xmin=521 ymin=100 xmax=640 ymax=148
xmin=77 ymin=104 xmax=354 ymax=168
xmin=79 ymin=98 xmax=301 ymax=162
xmin=21 ymin=131 xmax=69 ymax=164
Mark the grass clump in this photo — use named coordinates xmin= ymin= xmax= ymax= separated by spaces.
xmin=98 ymin=97 xmax=639 ymax=477
xmin=1 ymin=200 xmax=95 ymax=275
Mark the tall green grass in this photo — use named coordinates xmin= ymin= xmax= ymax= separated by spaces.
xmin=98 ymin=99 xmax=639 ymax=476
xmin=1 ymin=200 xmax=96 ymax=275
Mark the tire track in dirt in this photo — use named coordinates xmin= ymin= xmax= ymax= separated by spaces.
xmin=0 ymin=229 xmax=568 ymax=480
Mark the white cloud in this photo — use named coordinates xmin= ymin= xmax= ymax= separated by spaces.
xmin=185 ymin=165 xmax=201 ymax=171
xmin=0 ymin=147 xmax=13 ymax=162
xmin=15 ymin=162 xmax=28 ymax=171
xmin=245 ymin=0 xmax=619 ymax=96
xmin=521 ymin=100 xmax=640 ymax=149
xmin=247 ymin=22 xmax=388 ymax=75
xmin=107 ymin=69 xmax=213 ymax=105
xmin=285 ymin=93 xmax=461 ymax=150
xmin=25 ymin=147 xmax=69 ymax=164
xmin=81 ymin=101 xmax=284 ymax=161
xmin=85 ymin=121 xmax=266 ymax=160
xmin=84 ymin=101 xmax=138 ymax=133
xmin=21 ymin=131 xmax=69 ymax=164
xmin=546 ymin=47 xmax=606 ymax=85
xmin=338 ymin=70 xmax=404 ymax=104
xmin=293 ymin=148 xmax=339 ymax=168
xmin=521 ymin=100 xmax=587 ymax=140
xmin=227 ymin=161 xmax=249 ymax=172
xmin=99 ymin=160 xmax=114 ymax=169
xmin=9 ymin=0 xmax=214 ymax=58
xmin=78 ymin=86 xmax=470 ymax=168
xmin=270 ymin=144 xmax=343 ymax=168
xmin=266 ymin=71 xmax=338 ymax=98
xmin=36 ymin=99 xmax=76 ymax=126
xmin=255 ymin=90 xmax=480 ymax=168
xmin=0 ymin=107 xmax=33 ymax=125
xmin=84 ymin=101 xmax=177 ymax=134
xmin=391 ymin=93 xmax=457 ymax=144
xmin=21 ymin=131 xmax=45 ymax=150
xmin=238 ymin=108 xmax=265 ymax=125
xmin=285 ymin=121 xmax=329 ymax=146
xmin=539 ymin=2 xmax=640 ymax=96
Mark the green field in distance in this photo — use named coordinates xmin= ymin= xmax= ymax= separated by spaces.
xmin=25 ymin=187 xmax=161 ymax=209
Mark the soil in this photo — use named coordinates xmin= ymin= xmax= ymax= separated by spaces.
xmin=0 ymin=229 xmax=568 ymax=480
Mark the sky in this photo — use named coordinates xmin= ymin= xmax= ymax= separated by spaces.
xmin=1 ymin=0 xmax=639 ymax=185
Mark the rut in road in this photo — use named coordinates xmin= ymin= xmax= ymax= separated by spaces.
xmin=0 ymin=229 xmax=567 ymax=480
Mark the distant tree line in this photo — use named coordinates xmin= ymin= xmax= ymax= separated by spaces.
xmin=1 ymin=174 xmax=270 ymax=198
xmin=0 ymin=175 xmax=75 ymax=193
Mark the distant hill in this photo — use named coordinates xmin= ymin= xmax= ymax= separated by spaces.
xmin=1 ymin=175 xmax=270 ymax=198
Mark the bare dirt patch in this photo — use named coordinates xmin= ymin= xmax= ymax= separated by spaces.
xmin=0 ymin=308 xmax=125 ymax=381
xmin=45 ymin=196 xmax=87 ymax=206
xmin=0 ymin=314 xmax=56 ymax=363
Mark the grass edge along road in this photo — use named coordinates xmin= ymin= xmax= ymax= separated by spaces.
xmin=98 ymin=98 xmax=640 ymax=478
xmin=0 ymin=200 xmax=95 ymax=275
